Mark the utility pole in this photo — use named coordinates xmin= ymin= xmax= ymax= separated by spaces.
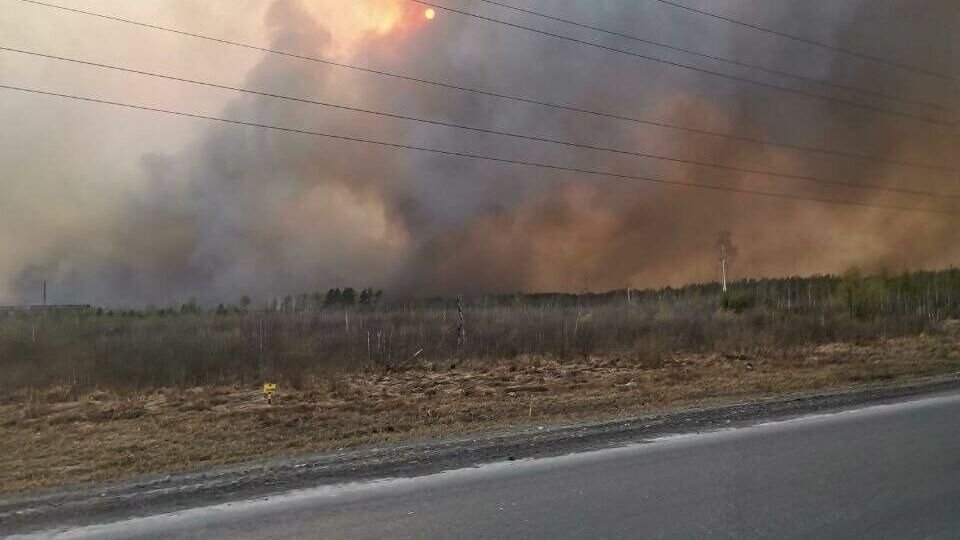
xmin=41 ymin=280 xmax=47 ymax=307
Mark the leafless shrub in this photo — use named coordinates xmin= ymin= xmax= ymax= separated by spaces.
xmin=2 ymin=271 xmax=958 ymax=395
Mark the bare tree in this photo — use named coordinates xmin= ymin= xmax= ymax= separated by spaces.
xmin=717 ymin=231 xmax=739 ymax=292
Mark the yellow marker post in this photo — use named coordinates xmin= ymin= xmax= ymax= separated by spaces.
xmin=263 ymin=383 xmax=278 ymax=405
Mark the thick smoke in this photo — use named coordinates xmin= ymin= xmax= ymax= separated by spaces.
xmin=1 ymin=0 xmax=957 ymax=305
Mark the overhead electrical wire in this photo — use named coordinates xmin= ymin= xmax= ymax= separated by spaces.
xmin=468 ymin=0 xmax=951 ymax=114
xmin=1 ymin=83 xmax=957 ymax=217
xmin=7 ymin=0 xmax=955 ymax=174
xmin=3 ymin=45 xmax=954 ymax=201
xmin=647 ymin=0 xmax=960 ymax=84
xmin=409 ymin=0 xmax=955 ymax=127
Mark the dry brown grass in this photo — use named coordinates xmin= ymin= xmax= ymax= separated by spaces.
xmin=2 ymin=333 xmax=958 ymax=494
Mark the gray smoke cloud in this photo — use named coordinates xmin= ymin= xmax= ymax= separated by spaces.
xmin=1 ymin=0 xmax=957 ymax=305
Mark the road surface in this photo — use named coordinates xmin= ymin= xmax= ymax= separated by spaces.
xmin=19 ymin=392 xmax=960 ymax=539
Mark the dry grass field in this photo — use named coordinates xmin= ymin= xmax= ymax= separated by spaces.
xmin=3 ymin=332 xmax=958 ymax=493
xmin=4 ymin=271 xmax=960 ymax=492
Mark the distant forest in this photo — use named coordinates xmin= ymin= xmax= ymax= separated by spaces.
xmin=73 ymin=267 xmax=960 ymax=322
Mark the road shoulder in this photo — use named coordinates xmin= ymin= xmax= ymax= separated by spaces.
xmin=3 ymin=373 xmax=960 ymax=535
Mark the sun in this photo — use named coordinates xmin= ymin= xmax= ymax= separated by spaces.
xmin=424 ymin=8 xmax=436 ymax=20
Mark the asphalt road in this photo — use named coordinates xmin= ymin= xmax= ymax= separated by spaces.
xmin=22 ymin=392 xmax=960 ymax=539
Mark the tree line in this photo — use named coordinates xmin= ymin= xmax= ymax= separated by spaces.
xmin=54 ymin=266 xmax=960 ymax=322
xmin=267 ymin=287 xmax=384 ymax=312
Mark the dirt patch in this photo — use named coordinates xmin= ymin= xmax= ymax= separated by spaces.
xmin=1 ymin=334 xmax=958 ymax=494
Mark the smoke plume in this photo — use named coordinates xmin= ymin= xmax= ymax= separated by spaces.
xmin=1 ymin=0 xmax=957 ymax=305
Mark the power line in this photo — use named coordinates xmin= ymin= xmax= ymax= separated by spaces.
xmin=469 ymin=0 xmax=952 ymax=114
xmin=648 ymin=0 xmax=960 ymax=84
xmin=5 ymin=45 xmax=954 ymax=201
xmin=2 ymin=83 xmax=957 ymax=217
xmin=8 ymin=0 xmax=955 ymax=173
xmin=410 ymin=0 xmax=955 ymax=127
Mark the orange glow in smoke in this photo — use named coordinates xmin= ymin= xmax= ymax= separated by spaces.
xmin=297 ymin=1 xmax=439 ymax=56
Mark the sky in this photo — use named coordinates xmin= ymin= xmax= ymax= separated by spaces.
xmin=0 ymin=0 xmax=957 ymax=306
